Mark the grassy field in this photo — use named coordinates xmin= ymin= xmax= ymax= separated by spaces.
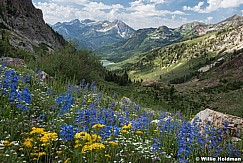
xmin=1 ymin=58 xmax=242 ymax=163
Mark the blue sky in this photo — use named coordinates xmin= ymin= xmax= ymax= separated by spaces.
xmin=33 ymin=0 xmax=243 ymax=29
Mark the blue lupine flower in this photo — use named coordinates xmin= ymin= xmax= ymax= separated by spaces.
xmin=60 ymin=125 xmax=75 ymax=141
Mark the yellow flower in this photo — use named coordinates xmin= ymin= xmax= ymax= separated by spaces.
xmin=33 ymin=146 xmax=38 ymax=149
xmin=19 ymin=148 xmax=24 ymax=151
xmin=56 ymin=151 xmax=62 ymax=155
xmin=38 ymin=152 xmax=46 ymax=157
xmin=154 ymin=130 xmax=158 ymax=132
xmin=33 ymin=158 xmax=38 ymax=161
xmin=87 ymin=99 xmax=92 ymax=103
xmin=41 ymin=143 xmax=50 ymax=147
xmin=92 ymin=124 xmax=105 ymax=129
xmin=135 ymin=130 xmax=143 ymax=134
xmin=40 ymin=132 xmax=58 ymax=144
xmin=105 ymin=154 xmax=111 ymax=158
xmin=132 ymin=114 xmax=138 ymax=117
xmin=30 ymin=127 xmax=45 ymax=135
xmin=122 ymin=123 xmax=132 ymax=130
xmin=91 ymin=134 xmax=101 ymax=142
xmin=121 ymin=130 xmax=128 ymax=133
xmin=30 ymin=153 xmax=39 ymax=157
xmin=3 ymin=140 xmax=13 ymax=147
xmin=75 ymin=132 xmax=91 ymax=142
xmin=74 ymin=144 xmax=82 ymax=148
xmin=81 ymin=143 xmax=105 ymax=153
xmin=24 ymin=138 xmax=33 ymax=148
xmin=64 ymin=158 xmax=71 ymax=163
xmin=108 ymin=141 xmax=118 ymax=146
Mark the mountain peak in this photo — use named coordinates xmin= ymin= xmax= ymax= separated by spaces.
xmin=225 ymin=14 xmax=243 ymax=21
xmin=81 ymin=19 xmax=95 ymax=24
xmin=70 ymin=19 xmax=80 ymax=24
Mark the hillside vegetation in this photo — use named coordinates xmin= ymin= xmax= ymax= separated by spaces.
xmin=107 ymin=24 xmax=243 ymax=117
xmin=0 ymin=57 xmax=242 ymax=163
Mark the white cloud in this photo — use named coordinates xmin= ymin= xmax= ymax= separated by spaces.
xmin=206 ymin=16 xmax=213 ymax=22
xmin=183 ymin=2 xmax=204 ymax=12
xmin=34 ymin=0 xmax=187 ymax=29
xmin=184 ymin=0 xmax=243 ymax=13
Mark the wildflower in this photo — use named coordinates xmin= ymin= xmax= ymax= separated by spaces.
xmin=121 ymin=130 xmax=128 ymax=133
xmin=60 ymin=125 xmax=75 ymax=141
xmin=3 ymin=140 xmax=13 ymax=147
xmin=108 ymin=141 xmax=118 ymax=146
xmin=19 ymin=148 xmax=24 ymax=151
xmin=105 ymin=154 xmax=111 ymax=158
xmin=24 ymin=138 xmax=33 ymax=148
xmin=40 ymin=132 xmax=58 ymax=143
xmin=30 ymin=127 xmax=45 ymax=135
xmin=122 ymin=123 xmax=132 ymax=130
xmin=82 ymin=143 xmax=105 ymax=153
xmin=91 ymin=134 xmax=101 ymax=142
xmin=135 ymin=130 xmax=143 ymax=135
xmin=38 ymin=152 xmax=46 ymax=157
xmin=56 ymin=151 xmax=62 ymax=155
xmin=30 ymin=153 xmax=39 ymax=157
xmin=75 ymin=132 xmax=91 ymax=142
xmin=92 ymin=124 xmax=105 ymax=129
xmin=64 ymin=158 xmax=71 ymax=163
xmin=87 ymin=99 xmax=92 ymax=103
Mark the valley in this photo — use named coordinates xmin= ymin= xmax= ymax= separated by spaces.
xmin=1 ymin=0 xmax=243 ymax=162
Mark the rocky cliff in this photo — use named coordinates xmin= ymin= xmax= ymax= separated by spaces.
xmin=0 ymin=0 xmax=65 ymax=52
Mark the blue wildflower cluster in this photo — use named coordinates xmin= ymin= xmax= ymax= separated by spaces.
xmin=53 ymin=91 xmax=75 ymax=114
xmin=1 ymin=68 xmax=32 ymax=111
xmin=1 ymin=62 xmax=242 ymax=163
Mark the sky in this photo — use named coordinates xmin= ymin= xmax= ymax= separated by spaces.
xmin=32 ymin=0 xmax=243 ymax=29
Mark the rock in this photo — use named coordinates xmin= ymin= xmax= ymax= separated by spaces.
xmin=37 ymin=70 xmax=49 ymax=80
xmin=0 ymin=0 xmax=66 ymax=51
xmin=0 ymin=57 xmax=25 ymax=67
xmin=192 ymin=109 xmax=243 ymax=137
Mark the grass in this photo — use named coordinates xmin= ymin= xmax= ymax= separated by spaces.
xmin=0 ymin=57 xmax=242 ymax=163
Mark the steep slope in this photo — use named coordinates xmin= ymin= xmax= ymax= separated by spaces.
xmin=111 ymin=23 xmax=243 ymax=81
xmin=0 ymin=0 xmax=65 ymax=52
xmin=97 ymin=15 xmax=243 ymax=62
xmin=52 ymin=19 xmax=135 ymax=49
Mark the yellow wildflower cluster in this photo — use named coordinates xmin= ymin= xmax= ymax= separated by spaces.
xmin=40 ymin=132 xmax=58 ymax=146
xmin=105 ymin=154 xmax=111 ymax=158
xmin=122 ymin=123 xmax=132 ymax=130
xmin=30 ymin=152 xmax=46 ymax=157
xmin=92 ymin=123 xmax=105 ymax=129
xmin=21 ymin=127 xmax=59 ymax=160
xmin=25 ymin=127 xmax=58 ymax=147
xmin=24 ymin=137 xmax=34 ymax=148
xmin=108 ymin=141 xmax=118 ymax=146
xmin=74 ymin=132 xmax=105 ymax=153
xmin=3 ymin=140 xmax=13 ymax=147
xmin=82 ymin=143 xmax=105 ymax=153
xmin=135 ymin=130 xmax=143 ymax=134
xmin=30 ymin=127 xmax=45 ymax=135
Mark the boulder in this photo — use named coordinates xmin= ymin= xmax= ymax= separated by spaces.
xmin=192 ymin=109 xmax=243 ymax=138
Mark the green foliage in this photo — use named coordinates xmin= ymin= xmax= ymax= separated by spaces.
xmin=32 ymin=43 xmax=104 ymax=83
xmin=104 ymin=70 xmax=131 ymax=86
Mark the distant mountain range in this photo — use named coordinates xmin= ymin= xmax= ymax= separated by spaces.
xmin=52 ymin=19 xmax=135 ymax=49
xmin=53 ymin=14 xmax=243 ymax=62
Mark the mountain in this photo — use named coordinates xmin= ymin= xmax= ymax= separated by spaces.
xmin=0 ymin=0 xmax=65 ymax=52
xmin=96 ymin=15 xmax=243 ymax=62
xmin=52 ymin=19 xmax=135 ymax=49
xmin=107 ymin=20 xmax=243 ymax=117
